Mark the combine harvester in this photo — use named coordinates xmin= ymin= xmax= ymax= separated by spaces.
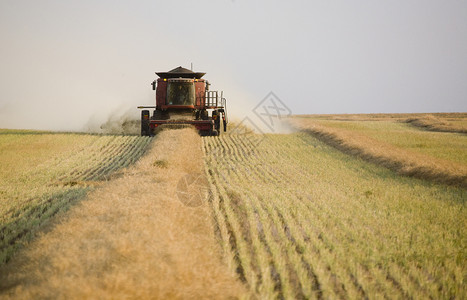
xmin=138 ymin=66 xmax=228 ymax=136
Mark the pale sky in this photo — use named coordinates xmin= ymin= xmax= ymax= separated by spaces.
xmin=1 ymin=0 xmax=466 ymax=131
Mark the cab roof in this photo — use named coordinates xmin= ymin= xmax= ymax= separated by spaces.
xmin=156 ymin=66 xmax=206 ymax=79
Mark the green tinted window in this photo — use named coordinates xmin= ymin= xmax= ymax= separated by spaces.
xmin=167 ymin=82 xmax=195 ymax=105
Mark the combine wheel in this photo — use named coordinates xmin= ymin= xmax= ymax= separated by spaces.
xmin=200 ymin=110 xmax=209 ymax=120
xmin=212 ymin=110 xmax=221 ymax=134
xmin=141 ymin=110 xmax=151 ymax=136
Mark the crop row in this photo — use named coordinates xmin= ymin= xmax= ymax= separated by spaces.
xmin=0 ymin=134 xmax=152 ymax=264
xmin=203 ymin=132 xmax=466 ymax=299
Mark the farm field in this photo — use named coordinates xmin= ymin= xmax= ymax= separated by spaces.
xmin=0 ymin=128 xmax=244 ymax=299
xmin=203 ymin=128 xmax=466 ymax=299
xmin=303 ymin=112 xmax=467 ymax=132
xmin=0 ymin=114 xmax=466 ymax=299
xmin=289 ymin=114 xmax=467 ymax=188
xmin=0 ymin=129 xmax=152 ymax=265
xmin=292 ymin=115 xmax=467 ymax=164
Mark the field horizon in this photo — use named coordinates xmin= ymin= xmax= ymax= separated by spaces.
xmin=2 ymin=111 xmax=466 ymax=134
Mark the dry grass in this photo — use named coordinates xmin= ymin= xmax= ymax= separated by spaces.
xmin=0 ymin=130 xmax=152 ymax=265
xmin=404 ymin=115 xmax=467 ymax=134
xmin=294 ymin=118 xmax=467 ymax=165
xmin=0 ymin=128 xmax=245 ymax=299
xmin=289 ymin=117 xmax=467 ymax=188
xmin=203 ymin=130 xmax=466 ymax=299
xmin=297 ymin=112 xmax=467 ymax=122
xmin=296 ymin=113 xmax=467 ymax=133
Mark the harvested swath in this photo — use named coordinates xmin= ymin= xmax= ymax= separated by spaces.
xmin=405 ymin=115 xmax=467 ymax=134
xmin=0 ymin=128 xmax=245 ymax=299
xmin=289 ymin=119 xmax=467 ymax=188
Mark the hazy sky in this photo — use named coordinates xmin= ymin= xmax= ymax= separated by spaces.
xmin=1 ymin=0 xmax=466 ymax=130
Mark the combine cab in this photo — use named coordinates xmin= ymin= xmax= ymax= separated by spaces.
xmin=138 ymin=66 xmax=228 ymax=136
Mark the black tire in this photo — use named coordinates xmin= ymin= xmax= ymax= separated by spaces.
xmin=212 ymin=110 xmax=221 ymax=132
xmin=199 ymin=130 xmax=209 ymax=137
xmin=200 ymin=110 xmax=209 ymax=120
xmin=141 ymin=110 xmax=151 ymax=136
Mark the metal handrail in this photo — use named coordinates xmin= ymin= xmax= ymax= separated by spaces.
xmin=222 ymin=97 xmax=228 ymax=123
xmin=197 ymin=90 xmax=225 ymax=108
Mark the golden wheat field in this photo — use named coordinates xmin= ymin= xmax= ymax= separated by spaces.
xmin=0 ymin=114 xmax=466 ymax=299
xmin=0 ymin=128 xmax=244 ymax=299
xmin=0 ymin=129 xmax=152 ymax=265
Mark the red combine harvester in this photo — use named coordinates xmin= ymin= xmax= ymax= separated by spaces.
xmin=138 ymin=66 xmax=228 ymax=136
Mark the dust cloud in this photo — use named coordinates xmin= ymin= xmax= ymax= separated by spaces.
xmin=0 ymin=100 xmax=143 ymax=136
xmin=83 ymin=108 xmax=140 ymax=135
xmin=222 ymin=88 xmax=297 ymax=135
